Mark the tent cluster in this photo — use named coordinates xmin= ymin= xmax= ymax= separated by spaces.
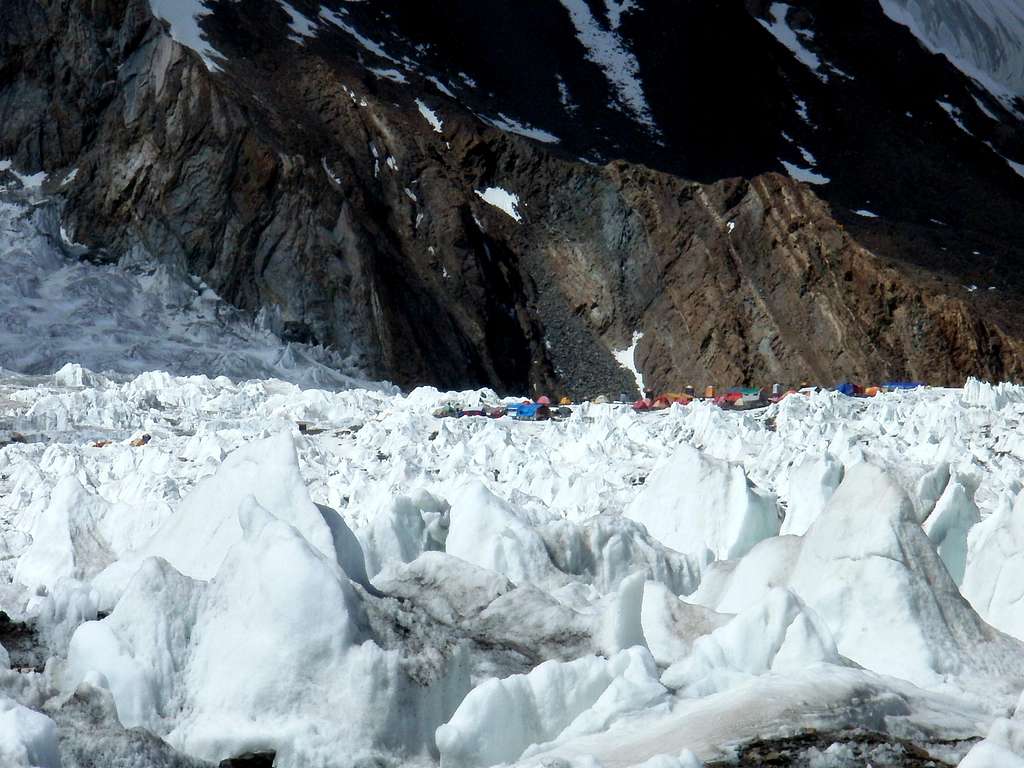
xmin=432 ymin=381 xmax=926 ymax=421
xmin=631 ymin=386 xmax=767 ymax=412
xmin=432 ymin=395 xmax=575 ymax=421
xmin=633 ymin=381 xmax=925 ymax=412
xmin=831 ymin=380 xmax=923 ymax=397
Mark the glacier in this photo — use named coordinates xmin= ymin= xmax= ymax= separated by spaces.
xmin=3 ymin=365 xmax=1024 ymax=765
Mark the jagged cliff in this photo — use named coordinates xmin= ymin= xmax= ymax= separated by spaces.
xmin=3 ymin=0 xmax=1024 ymax=394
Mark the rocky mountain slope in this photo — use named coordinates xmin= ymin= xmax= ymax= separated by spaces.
xmin=3 ymin=0 xmax=1024 ymax=394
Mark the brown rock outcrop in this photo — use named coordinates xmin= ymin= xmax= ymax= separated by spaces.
xmin=2 ymin=0 xmax=1024 ymax=395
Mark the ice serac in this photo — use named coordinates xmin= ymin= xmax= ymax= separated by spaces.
xmin=375 ymin=550 xmax=597 ymax=667
xmin=962 ymin=491 xmax=1024 ymax=638
xmin=661 ymin=588 xmax=841 ymax=698
xmin=687 ymin=534 xmax=803 ymax=615
xmin=0 ymin=699 xmax=60 ymax=768
xmin=960 ymin=715 xmax=1024 ymax=767
xmin=67 ymin=498 xmax=469 ymax=767
xmin=7 ymin=370 xmax=1024 ymax=766
xmin=780 ymin=454 xmax=843 ymax=536
xmin=625 ymin=444 xmax=780 ymax=565
xmin=445 ymin=480 xmax=562 ymax=586
xmin=640 ymin=581 xmax=729 ymax=666
xmin=922 ymin=476 xmax=979 ymax=585
xmin=435 ymin=647 xmax=667 ymax=768
xmin=790 ymin=462 xmax=1024 ymax=691
xmin=358 ymin=493 xmax=446 ymax=580
xmin=137 ymin=431 xmax=362 ymax=582
xmin=373 ymin=551 xmax=514 ymax=627
xmin=539 ymin=515 xmax=701 ymax=596
xmin=14 ymin=476 xmax=114 ymax=593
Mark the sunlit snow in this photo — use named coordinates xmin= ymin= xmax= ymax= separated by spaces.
xmin=612 ymin=330 xmax=645 ymax=394
xmin=757 ymin=3 xmax=826 ymax=81
xmin=475 ymin=186 xmax=522 ymax=222
xmin=483 ymin=113 xmax=561 ymax=144
xmin=558 ymin=0 xmax=658 ymax=132
xmin=781 ymin=160 xmax=830 ymax=185
xmin=319 ymin=7 xmax=403 ymax=65
xmin=279 ymin=1 xmax=317 ymax=42
xmin=3 ymin=371 xmax=1024 ymax=765
xmin=416 ymin=99 xmax=444 ymax=133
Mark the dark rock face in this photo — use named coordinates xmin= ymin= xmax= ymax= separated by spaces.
xmin=55 ymin=681 xmax=209 ymax=768
xmin=218 ymin=753 xmax=275 ymax=768
xmin=0 ymin=610 xmax=43 ymax=671
xmin=2 ymin=0 xmax=1024 ymax=393
xmin=712 ymin=727 xmax=971 ymax=766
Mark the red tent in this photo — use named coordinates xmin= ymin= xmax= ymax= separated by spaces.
xmin=536 ymin=395 xmax=552 ymax=405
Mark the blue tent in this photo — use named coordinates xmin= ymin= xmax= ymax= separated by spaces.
xmin=835 ymin=382 xmax=857 ymax=396
xmin=882 ymin=381 xmax=923 ymax=390
xmin=514 ymin=403 xmax=542 ymax=420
